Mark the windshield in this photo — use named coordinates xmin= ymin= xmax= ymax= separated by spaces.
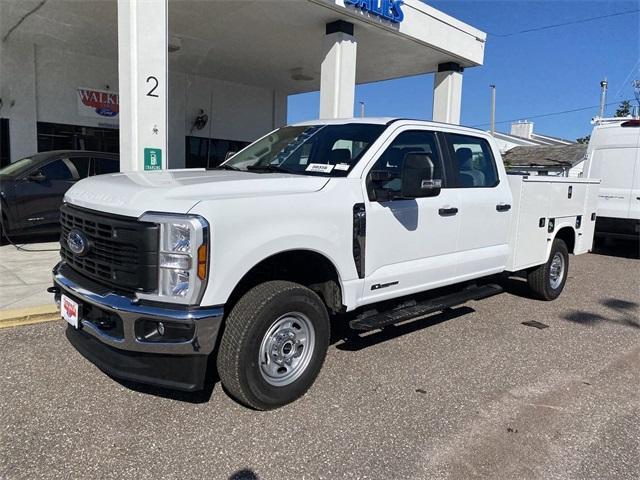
xmin=223 ymin=124 xmax=386 ymax=176
xmin=0 ymin=157 xmax=35 ymax=177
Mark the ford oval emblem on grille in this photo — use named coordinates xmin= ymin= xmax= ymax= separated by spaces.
xmin=67 ymin=229 xmax=90 ymax=256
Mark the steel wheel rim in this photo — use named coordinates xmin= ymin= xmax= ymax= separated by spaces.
xmin=258 ymin=312 xmax=315 ymax=387
xmin=549 ymin=252 xmax=565 ymax=290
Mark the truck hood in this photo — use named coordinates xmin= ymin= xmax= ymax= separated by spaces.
xmin=64 ymin=169 xmax=330 ymax=217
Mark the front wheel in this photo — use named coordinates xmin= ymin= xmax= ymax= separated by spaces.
xmin=217 ymin=281 xmax=330 ymax=410
xmin=527 ymin=238 xmax=569 ymax=300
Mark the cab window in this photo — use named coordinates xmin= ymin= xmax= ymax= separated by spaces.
xmin=67 ymin=157 xmax=91 ymax=179
xmin=367 ymin=130 xmax=444 ymax=198
xmin=40 ymin=159 xmax=73 ymax=181
xmin=93 ymin=157 xmax=119 ymax=175
xmin=446 ymin=133 xmax=498 ymax=188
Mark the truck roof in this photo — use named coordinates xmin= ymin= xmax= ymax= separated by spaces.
xmin=291 ymin=117 xmax=488 ymax=135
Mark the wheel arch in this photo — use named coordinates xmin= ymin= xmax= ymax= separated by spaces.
xmin=554 ymin=226 xmax=576 ymax=254
xmin=225 ymin=249 xmax=345 ymax=315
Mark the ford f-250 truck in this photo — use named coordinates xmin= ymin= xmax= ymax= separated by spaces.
xmin=51 ymin=118 xmax=600 ymax=410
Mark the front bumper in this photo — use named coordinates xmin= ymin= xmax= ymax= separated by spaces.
xmin=53 ymin=262 xmax=224 ymax=391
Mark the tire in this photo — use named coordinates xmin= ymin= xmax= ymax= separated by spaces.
xmin=527 ymin=238 xmax=569 ymax=301
xmin=0 ymin=214 xmax=9 ymax=246
xmin=217 ymin=280 xmax=330 ymax=410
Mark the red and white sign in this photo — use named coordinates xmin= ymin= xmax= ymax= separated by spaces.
xmin=77 ymin=87 xmax=119 ymax=119
xmin=61 ymin=294 xmax=80 ymax=329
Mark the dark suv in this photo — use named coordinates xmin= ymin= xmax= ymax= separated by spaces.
xmin=0 ymin=150 xmax=119 ymax=238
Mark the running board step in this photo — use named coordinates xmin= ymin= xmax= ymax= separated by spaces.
xmin=349 ymin=284 xmax=503 ymax=332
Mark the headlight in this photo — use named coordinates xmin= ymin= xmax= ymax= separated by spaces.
xmin=137 ymin=213 xmax=209 ymax=305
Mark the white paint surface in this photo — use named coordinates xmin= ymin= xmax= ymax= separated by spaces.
xmin=432 ymin=69 xmax=463 ymax=125
xmin=117 ymin=0 xmax=168 ymax=171
xmin=320 ymin=31 xmax=357 ymax=119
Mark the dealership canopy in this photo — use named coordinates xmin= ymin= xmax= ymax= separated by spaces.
xmin=1 ymin=0 xmax=486 ymax=170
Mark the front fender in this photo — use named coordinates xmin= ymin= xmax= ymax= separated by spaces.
xmin=200 ymin=235 xmax=355 ymax=307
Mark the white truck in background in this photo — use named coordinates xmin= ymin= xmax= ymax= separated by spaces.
xmin=584 ymin=117 xmax=640 ymax=242
xmin=51 ymin=118 xmax=599 ymax=410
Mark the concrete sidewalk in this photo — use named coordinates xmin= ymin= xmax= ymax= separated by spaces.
xmin=0 ymin=242 xmax=60 ymax=310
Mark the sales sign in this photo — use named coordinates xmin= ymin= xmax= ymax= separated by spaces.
xmin=344 ymin=0 xmax=405 ymax=24
xmin=77 ymin=87 xmax=119 ymax=119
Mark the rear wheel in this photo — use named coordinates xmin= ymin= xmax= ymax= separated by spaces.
xmin=217 ymin=280 xmax=330 ymax=410
xmin=527 ymin=238 xmax=569 ymax=300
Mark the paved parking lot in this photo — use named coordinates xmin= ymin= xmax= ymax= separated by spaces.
xmin=0 ymin=241 xmax=60 ymax=310
xmin=1 ymin=245 xmax=639 ymax=480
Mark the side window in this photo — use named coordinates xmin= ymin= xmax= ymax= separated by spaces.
xmin=367 ymin=130 xmax=444 ymax=197
xmin=40 ymin=159 xmax=73 ymax=181
xmin=67 ymin=157 xmax=90 ymax=179
xmin=94 ymin=157 xmax=119 ymax=175
xmin=447 ymin=133 xmax=499 ymax=188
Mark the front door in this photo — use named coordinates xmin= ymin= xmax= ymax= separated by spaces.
xmin=361 ymin=128 xmax=461 ymax=305
xmin=17 ymin=158 xmax=77 ymax=231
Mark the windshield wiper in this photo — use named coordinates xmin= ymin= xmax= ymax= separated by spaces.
xmin=246 ymin=164 xmax=295 ymax=174
xmin=215 ymin=164 xmax=241 ymax=171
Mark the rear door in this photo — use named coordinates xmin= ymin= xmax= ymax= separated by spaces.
xmin=588 ymin=123 xmax=640 ymax=220
xmin=361 ymin=127 xmax=461 ymax=304
xmin=591 ymin=147 xmax=637 ymax=219
xmin=444 ymin=133 xmax=513 ymax=280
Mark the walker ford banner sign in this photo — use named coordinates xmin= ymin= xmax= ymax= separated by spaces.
xmin=344 ymin=0 xmax=405 ymax=24
xmin=77 ymin=88 xmax=119 ymax=119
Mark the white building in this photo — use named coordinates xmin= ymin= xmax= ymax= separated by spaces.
xmin=491 ymin=120 xmax=574 ymax=154
xmin=1 ymin=0 xmax=486 ymax=170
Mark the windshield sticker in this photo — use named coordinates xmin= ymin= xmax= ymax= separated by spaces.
xmin=334 ymin=163 xmax=350 ymax=171
xmin=306 ymin=163 xmax=334 ymax=173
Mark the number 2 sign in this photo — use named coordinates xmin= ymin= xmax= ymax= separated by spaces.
xmin=146 ymin=76 xmax=159 ymax=97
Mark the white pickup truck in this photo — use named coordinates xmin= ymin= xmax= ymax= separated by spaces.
xmin=52 ymin=118 xmax=599 ymax=410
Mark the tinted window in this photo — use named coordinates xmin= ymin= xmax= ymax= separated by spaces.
xmin=41 ymin=159 xmax=73 ymax=181
xmin=185 ymin=137 xmax=251 ymax=169
xmin=68 ymin=157 xmax=90 ymax=179
xmin=447 ymin=133 xmax=498 ymax=188
xmin=37 ymin=122 xmax=119 ymax=153
xmin=367 ymin=130 xmax=444 ymax=195
xmin=94 ymin=157 xmax=119 ymax=175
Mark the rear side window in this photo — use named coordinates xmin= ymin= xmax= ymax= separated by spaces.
xmin=446 ymin=133 xmax=499 ymax=188
xmin=41 ymin=159 xmax=73 ymax=181
xmin=67 ymin=157 xmax=90 ymax=179
xmin=94 ymin=157 xmax=119 ymax=175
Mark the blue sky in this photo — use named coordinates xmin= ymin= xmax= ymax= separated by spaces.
xmin=288 ymin=0 xmax=640 ymax=141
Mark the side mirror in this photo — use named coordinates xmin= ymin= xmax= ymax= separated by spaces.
xmin=28 ymin=171 xmax=46 ymax=182
xmin=225 ymin=151 xmax=237 ymax=161
xmin=401 ymin=153 xmax=441 ymax=198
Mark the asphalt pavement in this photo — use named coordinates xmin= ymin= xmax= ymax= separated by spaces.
xmin=1 ymin=244 xmax=639 ymax=480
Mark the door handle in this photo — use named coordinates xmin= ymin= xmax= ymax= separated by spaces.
xmin=438 ymin=207 xmax=458 ymax=217
xmin=496 ymin=203 xmax=512 ymax=212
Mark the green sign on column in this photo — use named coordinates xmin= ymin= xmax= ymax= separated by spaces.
xmin=144 ymin=148 xmax=162 ymax=171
